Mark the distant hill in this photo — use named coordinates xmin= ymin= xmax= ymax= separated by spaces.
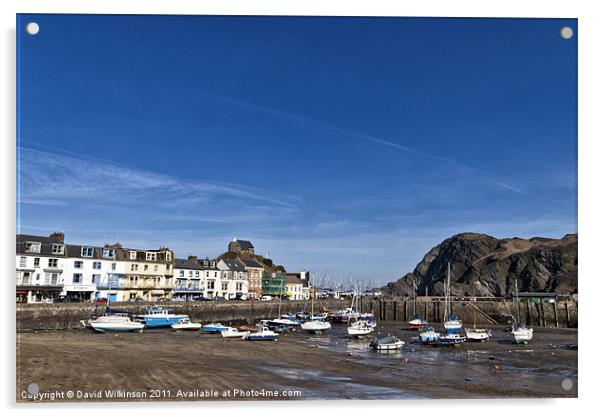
xmin=381 ymin=233 xmax=577 ymax=297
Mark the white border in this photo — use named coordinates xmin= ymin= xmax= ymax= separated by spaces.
xmin=2 ymin=1 xmax=600 ymax=416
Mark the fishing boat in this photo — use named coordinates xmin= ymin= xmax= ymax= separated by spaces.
xmin=221 ymin=327 xmax=249 ymax=338
xmin=369 ymin=335 xmax=405 ymax=351
xmin=202 ymin=323 xmax=227 ymax=333
xmin=83 ymin=315 xmax=145 ymax=333
xmin=244 ymin=326 xmax=278 ymax=341
xmin=171 ymin=317 xmax=203 ymax=331
xmin=439 ymin=332 xmax=467 ymax=346
xmin=419 ymin=326 xmax=441 ymax=344
xmin=347 ymin=320 xmax=374 ymax=338
xmin=511 ymin=280 xmax=533 ymax=344
xmin=136 ymin=307 xmax=189 ymax=329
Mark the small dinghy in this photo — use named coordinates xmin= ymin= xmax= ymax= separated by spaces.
xmin=370 ymin=335 xmax=405 ymax=351
xmin=202 ymin=323 xmax=227 ymax=333
xmin=244 ymin=326 xmax=278 ymax=341
xmin=347 ymin=320 xmax=374 ymax=338
xmin=171 ymin=317 xmax=202 ymax=331
xmin=408 ymin=315 xmax=428 ymax=329
xmin=221 ymin=327 xmax=249 ymax=338
xmin=419 ymin=326 xmax=441 ymax=344
xmin=511 ymin=323 xmax=533 ymax=344
xmin=439 ymin=332 xmax=467 ymax=346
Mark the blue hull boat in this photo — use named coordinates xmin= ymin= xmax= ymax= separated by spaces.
xmin=136 ymin=307 xmax=189 ymax=328
xmin=202 ymin=323 xmax=227 ymax=333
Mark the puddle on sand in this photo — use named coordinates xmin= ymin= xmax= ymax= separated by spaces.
xmin=263 ymin=366 xmax=424 ymax=400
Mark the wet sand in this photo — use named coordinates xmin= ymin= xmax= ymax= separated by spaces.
xmin=16 ymin=322 xmax=577 ymax=402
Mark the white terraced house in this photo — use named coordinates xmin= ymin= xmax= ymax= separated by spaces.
xmin=16 ymin=233 xmax=68 ymax=303
xmin=217 ymin=259 xmax=249 ymax=300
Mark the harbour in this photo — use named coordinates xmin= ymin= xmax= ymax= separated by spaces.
xmin=16 ymin=321 xmax=577 ymax=402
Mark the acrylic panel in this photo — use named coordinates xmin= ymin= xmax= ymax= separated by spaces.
xmin=16 ymin=14 xmax=577 ymax=402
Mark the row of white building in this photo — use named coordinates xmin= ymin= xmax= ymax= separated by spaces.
xmin=16 ymin=233 xmax=311 ymax=303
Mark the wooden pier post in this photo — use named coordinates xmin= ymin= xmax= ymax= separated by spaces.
xmin=565 ymin=302 xmax=570 ymax=327
xmin=540 ymin=300 xmax=547 ymax=327
xmin=393 ymin=301 xmax=398 ymax=321
xmin=403 ymin=301 xmax=408 ymax=322
xmin=553 ymin=302 xmax=559 ymax=328
xmin=423 ymin=301 xmax=427 ymax=322
xmin=526 ymin=301 xmax=531 ymax=326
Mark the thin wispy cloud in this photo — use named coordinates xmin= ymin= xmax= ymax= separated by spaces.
xmin=17 ymin=146 xmax=301 ymax=208
xmin=198 ymin=91 xmax=533 ymax=198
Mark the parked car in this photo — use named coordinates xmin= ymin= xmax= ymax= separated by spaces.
xmin=93 ymin=297 xmax=108 ymax=304
xmin=213 ymin=296 xmax=226 ymax=301
xmin=260 ymin=295 xmax=273 ymax=301
xmin=192 ymin=295 xmax=210 ymax=301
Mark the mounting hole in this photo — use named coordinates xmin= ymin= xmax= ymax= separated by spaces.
xmin=25 ymin=22 xmax=40 ymax=36
xmin=560 ymin=26 xmax=573 ymax=40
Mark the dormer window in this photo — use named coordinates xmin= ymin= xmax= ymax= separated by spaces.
xmin=130 ymin=251 xmax=137 ymax=260
xmin=146 ymin=252 xmax=157 ymax=261
xmin=165 ymin=252 xmax=172 ymax=261
xmin=102 ymin=248 xmax=115 ymax=259
xmin=51 ymin=244 xmax=64 ymax=255
xmin=81 ymin=247 xmax=94 ymax=257
xmin=25 ymin=241 xmax=41 ymax=253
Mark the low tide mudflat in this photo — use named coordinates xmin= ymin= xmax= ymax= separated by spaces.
xmin=16 ymin=322 xmax=577 ymax=402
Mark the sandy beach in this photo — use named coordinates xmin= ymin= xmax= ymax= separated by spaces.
xmin=16 ymin=322 xmax=577 ymax=402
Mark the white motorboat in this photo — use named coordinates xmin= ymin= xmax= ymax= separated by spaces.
xmin=347 ymin=320 xmax=374 ymax=337
xmin=370 ymin=335 xmax=405 ymax=351
xmin=171 ymin=318 xmax=203 ymax=330
xmin=244 ymin=326 xmax=278 ymax=341
xmin=82 ymin=315 xmax=144 ymax=333
xmin=221 ymin=327 xmax=250 ymax=338
xmin=465 ymin=328 xmax=492 ymax=341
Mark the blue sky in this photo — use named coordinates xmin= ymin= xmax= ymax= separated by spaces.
xmin=17 ymin=15 xmax=577 ymax=287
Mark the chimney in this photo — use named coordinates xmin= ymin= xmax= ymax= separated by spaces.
xmin=188 ymin=255 xmax=198 ymax=261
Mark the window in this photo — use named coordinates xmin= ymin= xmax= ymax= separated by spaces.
xmin=45 ymin=273 xmax=59 ymax=285
xmin=111 ymin=263 xmax=116 ymax=271
xmin=74 ymin=261 xmax=83 ymax=269
xmin=165 ymin=252 xmax=172 ymax=261
xmin=207 ymin=281 xmax=215 ymax=290
xmin=19 ymin=256 xmax=27 ymax=267
xmin=73 ymin=273 xmax=82 ymax=284
xmin=25 ymin=241 xmax=41 ymax=253
xmin=131 ymin=264 xmax=138 ymax=271
xmin=48 ymin=258 xmax=58 ymax=268
xmin=93 ymin=262 xmax=101 ymax=269
xmin=222 ymin=282 xmax=228 ymax=291
xmin=154 ymin=265 xmax=158 ymax=272
xmin=102 ymin=248 xmax=115 ymax=259
xmin=51 ymin=244 xmax=64 ymax=255
xmin=22 ymin=272 xmax=31 ymax=284
xmin=146 ymin=252 xmax=157 ymax=261
xmin=166 ymin=264 xmax=171 ymax=271
xmin=179 ymin=270 xmax=184 ymax=277
xmin=214 ymin=272 xmax=218 ymax=278
xmin=33 ymin=258 xmax=40 ymax=267
xmin=129 ymin=250 xmax=137 ymax=260
xmin=81 ymin=247 xmax=94 ymax=257
xmin=92 ymin=274 xmax=100 ymax=284
xmin=195 ymin=271 xmax=200 ymax=278
xmin=189 ymin=271 xmax=193 ymax=277
xmin=144 ymin=264 xmax=149 ymax=271
xmin=236 ymin=282 xmax=243 ymax=292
